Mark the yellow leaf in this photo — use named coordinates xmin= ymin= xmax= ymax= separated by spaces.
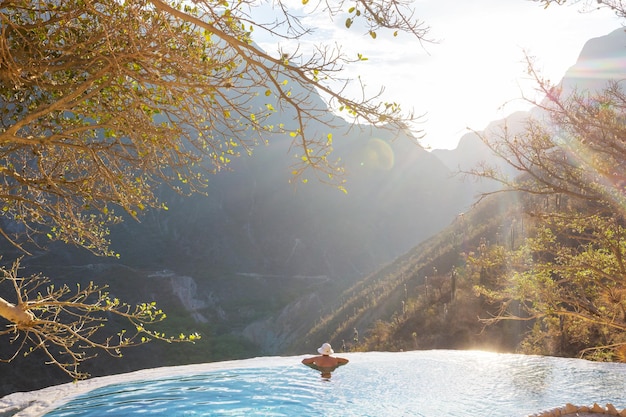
xmin=265 ymin=89 xmax=271 ymax=96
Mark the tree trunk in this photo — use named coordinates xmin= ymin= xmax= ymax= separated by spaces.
xmin=0 ymin=296 xmax=34 ymax=325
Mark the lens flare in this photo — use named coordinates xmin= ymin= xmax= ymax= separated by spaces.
xmin=359 ymin=138 xmax=395 ymax=171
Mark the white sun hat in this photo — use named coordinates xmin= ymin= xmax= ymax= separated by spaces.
xmin=317 ymin=343 xmax=334 ymax=355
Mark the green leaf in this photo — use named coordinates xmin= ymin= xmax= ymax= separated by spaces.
xmin=345 ymin=18 xmax=352 ymax=29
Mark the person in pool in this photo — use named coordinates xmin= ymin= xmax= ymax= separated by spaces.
xmin=302 ymin=343 xmax=349 ymax=378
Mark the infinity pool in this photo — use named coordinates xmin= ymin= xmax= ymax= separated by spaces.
xmin=6 ymin=350 xmax=626 ymax=417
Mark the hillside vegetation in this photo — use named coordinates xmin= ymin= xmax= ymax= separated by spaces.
xmin=298 ymin=192 xmax=528 ymax=354
xmin=327 ymin=191 xmax=626 ymax=362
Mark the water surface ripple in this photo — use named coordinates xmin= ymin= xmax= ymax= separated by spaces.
xmin=40 ymin=350 xmax=626 ymax=417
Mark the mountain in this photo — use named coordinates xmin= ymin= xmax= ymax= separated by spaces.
xmin=108 ymin=125 xmax=469 ymax=279
xmin=432 ymin=111 xmax=528 ymax=174
xmin=296 ymin=190 xmax=527 ymax=354
xmin=301 ymin=27 xmax=626 ymax=355
xmin=561 ymin=27 xmax=626 ymax=95
xmin=97 ymin=123 xmax=479 ymax=354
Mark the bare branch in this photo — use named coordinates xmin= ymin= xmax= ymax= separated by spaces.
xmin=0 ymin=259 xmax=199 ymax=379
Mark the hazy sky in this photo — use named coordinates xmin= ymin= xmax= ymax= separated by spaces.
xmin=257 ymin=1 xmax=622 ymax=150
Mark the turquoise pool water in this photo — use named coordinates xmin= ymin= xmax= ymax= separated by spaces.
xmin=36 ymin=350 xmax=626 ymax=416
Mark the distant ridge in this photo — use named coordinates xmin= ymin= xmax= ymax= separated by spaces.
xmin=561 ymin=27 xmax=626 ymax=93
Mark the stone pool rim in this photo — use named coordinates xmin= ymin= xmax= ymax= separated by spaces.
xmin=1 ymin=349 xmax=624 ymax=417
xmin=1 ymin=354 xmax=296 ymax=417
